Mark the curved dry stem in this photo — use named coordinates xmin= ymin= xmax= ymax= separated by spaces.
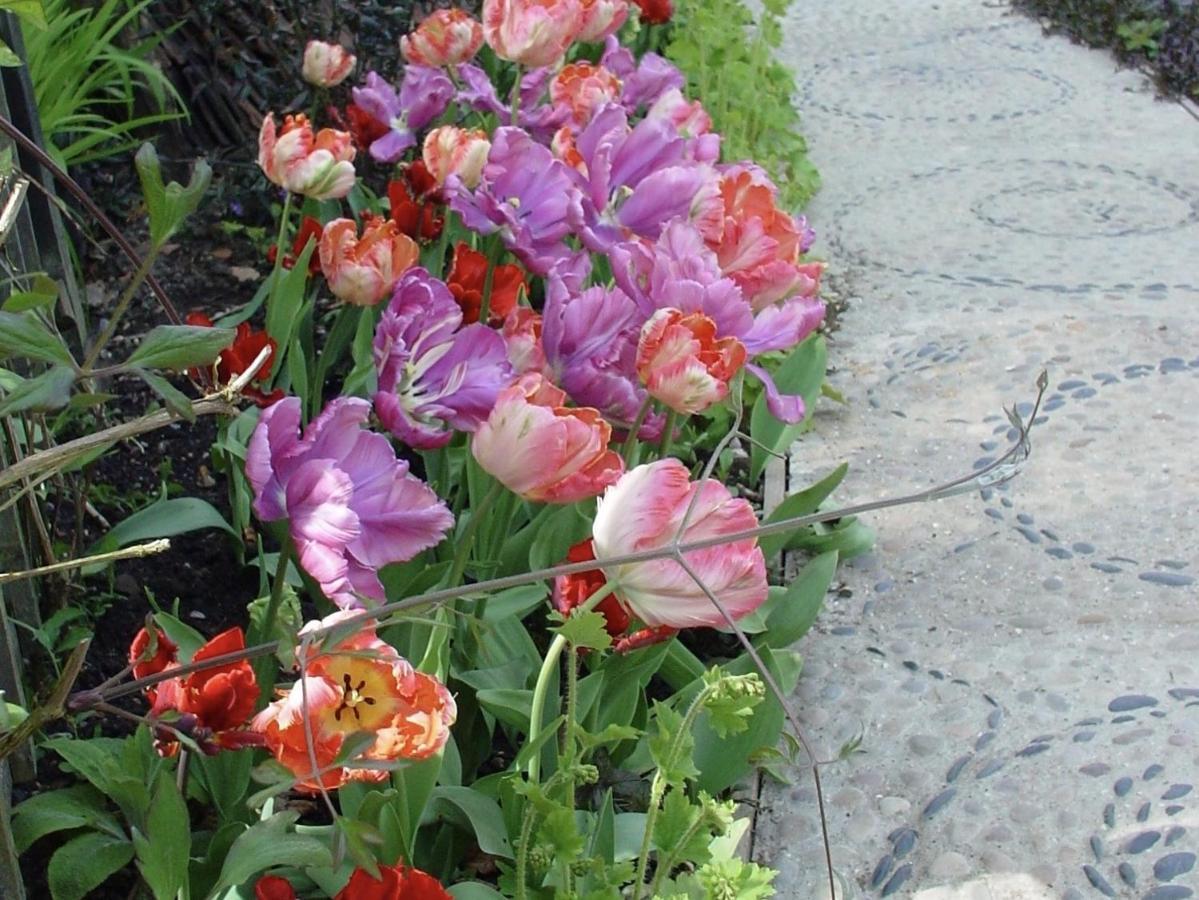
xmin=73 ymin=376 xmax=1046 ymax=717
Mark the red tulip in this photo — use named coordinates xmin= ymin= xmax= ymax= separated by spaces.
xmin=446 ymin=242 xmax=527 ymax=325
xmin=148 ymin=627 xmax=261 ymax=755
xmin=184 ymin=312 xmax=282 ymax=407
xmin=632 ymin=0 xmax=672 ymax=24
xmin=389 ymin=162 xmax=444 ymax=243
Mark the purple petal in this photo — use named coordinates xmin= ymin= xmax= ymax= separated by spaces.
xmin=742 ymin=296 xmax=826 ymax=355
xmin=747 ymin=362 xmax=806 ymax=424
xmin=456 ymin=64 xmax=507 ymax=117
xmin=400 ymin=65 xmax=455 ymax=131
xmin=247 ymin=397 xmax=302 ymax=521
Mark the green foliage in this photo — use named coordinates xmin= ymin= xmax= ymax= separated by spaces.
xmin=21 ymin=0 xmax=186 ymax=167
xmin=666 ymin=0 xmax=820 ymax=209
xmin=749 ymin=335 xmax=828 ymax=482
xmin=1117 ymin=17 xmax=1167 ymax=54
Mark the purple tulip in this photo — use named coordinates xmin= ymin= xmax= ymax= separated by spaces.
xmin=601 ymin=37 xmax=685 ymax=111
xmin=610 ymin=222 xmax=820 ymax=424
xmin=373 ymin=268 xmax=513 ymax=449
xmin=448 ymin=127 xmax=585 ymax=275
xmin=566 ymin=105 xmax=718 ymax=252
xmin=352 ymin=67 xmax=454 ymax=163
xmin=247 ymin=397 xmax=454 ymax=608
xmin=542 ymin=271 xmax=661 ymax=437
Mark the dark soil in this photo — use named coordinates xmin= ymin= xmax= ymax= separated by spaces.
xmin=1013 ymin=0 xmax=1199 ymax=99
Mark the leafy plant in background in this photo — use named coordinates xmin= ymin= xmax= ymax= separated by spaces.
xmin=663 ymin=0 xmax=820 ymax=210
xmin=1015 ymin=0 xmax=1199 ymax=98
xmin=19 ymin=0 xmax=185 ymax=167
xmin=1117 ymin=16 xmax=1167 ymax=55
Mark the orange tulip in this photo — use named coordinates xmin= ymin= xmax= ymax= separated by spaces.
xmin=258 ymin=113 xmax=356 ymax=200
xmin=422 ymin=126 xmax=491 ymax=189
xmin=319 ymin=216 xmax=419 ymax=306
xmin=253 ymin=613 xmax=455 ymax=791
xmin=401 ymin=9 xmax=484 ymax=67
xmin=636 ymin=308 xmax=745 ymax=414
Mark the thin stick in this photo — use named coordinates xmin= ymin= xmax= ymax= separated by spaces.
xmin=0 ymin=398 xmax=237 ymax=492
xmin=0 ymin=539 xmax=170 ymax=585
xmin=73 ymin=378 xmax=1045 ymax=710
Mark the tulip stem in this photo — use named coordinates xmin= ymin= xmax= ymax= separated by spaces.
xmin=476 ymin=233 xmax=501 ymax=325
xmin=622 ymin=396 xmax=654 ymax=466
xmin=446 ymin=478 xmax=504 ymax=588
xmin=510 ymin=66 xmax=523 ymax=126
xmin=526 ymin=581 xmax=616 ymax=785
xmin=251 ymin=536 xmax=293 ymax=694
xmin=632 ymin=683 xmax=717 ymax=900
xmin=657 ymin=409 xmax=678 ymax=459
xmin=266 ymin=191 xmax=294 ymax=368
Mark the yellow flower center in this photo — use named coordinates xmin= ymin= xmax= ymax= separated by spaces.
xmin=335 ymin=672 xmax=377 ymax=723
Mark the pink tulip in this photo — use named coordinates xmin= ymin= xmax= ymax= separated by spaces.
xmin=320 ymin=217 xmax=419 ymax=306
xmin=422 ymin=126 xmax=491 ymax=189
xmin=482 ymin=0 xmax=585 ymax=67
xmin=258 ymin=114 xmax=357 ymax=200
xmin=578 ymin=0 xmax=629 ymax=41
xmin=592 ymin=459 xmax=767 ymax=629
xmin=472 ymin=374 xmax=623 ymax=503
xmin=636 ymin=308 xmax=746 ymax=415
xmin=401 ymin=9 xmax=485 ymax=67
xmin=301 ymin=40 xmax=356 ymax=87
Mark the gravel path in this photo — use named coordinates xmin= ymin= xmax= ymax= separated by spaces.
xmin=753 ymin=2 xmax=1199 ymax=898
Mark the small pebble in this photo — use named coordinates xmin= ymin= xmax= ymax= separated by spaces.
xmin=1144 ymin=764 xmax=1165 ymax=781
xmin=1154 ymin=853 xmax=1196 ymax=882
xmin=870 ymin=854 xmax=893 ymax=888
xmin=892 ymin=828 xmax=917 ymax=858
xmin=1082 ymin=864 xmax=1116 ymax=897
xmin=1118 ymin=861 xmax=1136 ymax=887
xmin=881 ymin=864 xmax=912 ymax=897
xmin=1115 ymin=777 xmax=1134 ymax=796
xmin=1162 ymin=784 xmax=1192 ymax=800
xmin=923 ymin=788 xmax=956 ymax=819
xmin=1123 ymin=830 xmax=1161 ymax=854
xmin=1110 ymin=695 xmax=1159 ymax=712
xmin=1137 ymin=802 xmax=1151 ymax=822
xmin=1140 ymin=572 xmax=1196 ymax=587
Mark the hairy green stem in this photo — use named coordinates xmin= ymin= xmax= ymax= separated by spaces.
xmin=527 ymin=581 xmax=616 ymax=785
xmin=632 ymin=684 xmax=716 ymax=900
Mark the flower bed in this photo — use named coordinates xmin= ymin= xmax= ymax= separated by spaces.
xmin=1 ymin=2 xmax=853 ymax=897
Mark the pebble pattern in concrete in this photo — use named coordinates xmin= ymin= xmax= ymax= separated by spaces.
xmin=753 ymin=2 xmax=1199 ymax=898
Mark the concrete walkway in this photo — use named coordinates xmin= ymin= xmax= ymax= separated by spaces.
xmin=754 ymin=2 xmax=1199 ymax=898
